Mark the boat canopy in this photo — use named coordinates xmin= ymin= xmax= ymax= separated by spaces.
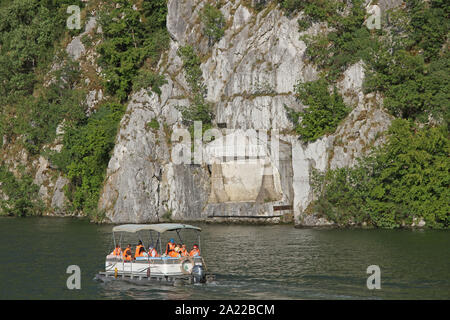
xmin=112 ymin=223 xmax=201 ymax=234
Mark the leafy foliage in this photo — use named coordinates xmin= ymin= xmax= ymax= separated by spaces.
xmin=199 ymin=3 xmax=225 ymax=46
xmin=299 ymin=0 xmax=378 ymax=81
xmin=0 ymin=0 xmax=171 ymax=219
xmin=290 ymin=0 xmax=449 ymax=126
xmin=132 ymin=70 xmax=167 ymax=96
xmin=0 ymin=0 xmax=84 ymax=99
xmin=176 ymin=45 xmax=214 ymax=132
xmin=50 ymin=102 xmax=125 ymax=219
xmin=312 ymin=119 xmax=450 ymax=229
xmin=286 ymin=78 xmax=350 ymax=142
xmin=97 ymin=0 xmax=169 ymax=101
xmin=365 ymin=49 xmax=450 ymax=124
xmin=146 ymin=118 xmax=160 ymax=131
xmin=0 ymin=0 xmax=86 ymax=151
xmin=18 ymin=60 xmax=86 ymax=155
xmin=0 ymin=165 xmax=44 ymax=217
xmin=407 ymin=0 xmax=449 ymax=61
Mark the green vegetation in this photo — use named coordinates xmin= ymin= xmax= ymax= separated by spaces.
xmin=298 ymin=0 xmax=377 ymax=81
xmin=365 ymin=50 xmax=450 ymax=124
xmin=176 ymin=45 xmax=214 ymax=133
xmin=97 ymin=0 xmax=169 ymax=101
xmin=0 ymin=165 xmax=44 ymax=217
xmin=0 ymin=0 xmax=171 ymax=218
xmin=363 ymin=1 xmax=449 ymax=126
xmin=0 ymin=0 xmax=84 ymax=100
xmin=281 ymin=0 xmax=449 ymax=228
xmin=279 ymin=0 xmax=344 ymax=20
xmin=281 ymin=0 xmax=376 ymax=141
xmin=0 ymin=0 xmax=85 ymax=150
xmin=286 ymin=78 xmax=350 ymax=142
xmin=162 ymin=209 xmax=173 ymax=221
xmin=0 ymin=0 xmax=87 ymax=217
xmin=199 ymin=3 xmax=225 ymax=46
xmin=14 ymin=59 xmax=86 ymax=155
xmin=132 ymin=70 xmax=167 ymax=96
xmin=312 ymin=119 xmax=449 ymax=229
xmin=0 ymin=0 xmax=448 ymax=228
xmin=49 ymin=102 xmax=125 ymax=220
xmin=146 ymin=118 xmax=160 ymax=131
xmin=283 ymin=0 xmax=449 ymax=127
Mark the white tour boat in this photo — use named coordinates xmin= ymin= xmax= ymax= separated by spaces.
xmin=95 ymin=223 xmax=215 ymax=285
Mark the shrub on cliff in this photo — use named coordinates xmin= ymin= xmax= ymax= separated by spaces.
xmin=97 ymin=0 xmax=169 ymax=101
xmin=200 ymin=3 xmax=225 ymax=46
xmin=0 ymin=0 xmax=85 ymax=148
xmin=177 ymin=45 xmax=214 ymax=133
xmin=0 ymin=165 xmax=44 ymax=217
xmin=286 ymin=78 xmax=350 ymax=142
xmin=50 ymin=102 xmax=125 ymax=218
xmin=0 ymin=0 xmax=84 ymax=100
xmin=296 ymin=0 xmax=449 ymax=126
xmin=312 ymin=119 xmax=450 ymax=229
xmin=365 ymin=49 xmax=450 ymax=128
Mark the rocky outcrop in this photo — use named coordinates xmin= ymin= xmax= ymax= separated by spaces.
xmin=97 ymin=0 xmax=393 ymax=225
xmin=0 ymin=0 xmax=396 ymax=223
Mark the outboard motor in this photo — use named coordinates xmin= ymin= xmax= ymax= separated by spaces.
xmin=191 ymin=265 xmax=206 ymax=283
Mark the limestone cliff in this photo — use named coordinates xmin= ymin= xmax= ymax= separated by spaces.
xmin=97 ymin=0 xmax=393 ymax=225
xmin=0 ymin=0 xmax=396 ymax=225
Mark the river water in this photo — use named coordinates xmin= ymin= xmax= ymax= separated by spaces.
xmin=0 ymin=217 xmax=448 ymax=300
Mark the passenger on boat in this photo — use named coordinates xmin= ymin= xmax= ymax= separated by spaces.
xmin=148 ymin=246 xmax=159 ymax=257
xmin=180 ymin=244 xmax=188 ymax=257
xmin=135 ymin=245 xmax=146 ymax=258
xmin=123 ymin=244 xmax=132 ymax=261
xmin=189 ymin=244 xmax=200 ymax=257
xmin=168 ymin=245 xmax=181 ymax=258
xmin=135 ymin=241 xmax=144 ymax=257
xmin=165 ymin=238 xmax=176 ymax=255
xmin=111 ymin=244 xmax=122 ymax=256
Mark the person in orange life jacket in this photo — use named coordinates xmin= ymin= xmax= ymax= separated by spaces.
xmin=111 ymin=244 xmax=122 ymax=256
xmin=135 ymin=245 xmax=146 ymax=258
xmin=168 ymin=244 xmax=181 ymax=257
xmin=180 ymin=244 xmax=188 ymax=257
xmin=189 ymin=244 xmax=200 ymax=257
xmin=165 ymin=238 xmax=176 ymax=255
xmin=135 ymin=241 xmax=144 ymax=257
xmin=148 ymin=246 xmax=159 ymax=257
xmin=123 ymin=244 xmax=132 ymax=261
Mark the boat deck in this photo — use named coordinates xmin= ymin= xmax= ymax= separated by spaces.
xmin=94 ymin=271 xmax=216 ymax=286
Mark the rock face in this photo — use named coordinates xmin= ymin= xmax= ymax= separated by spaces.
xmin=97 ymin=0 xmax=393 ymax=225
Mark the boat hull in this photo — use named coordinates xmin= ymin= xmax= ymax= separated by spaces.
xmin=104 ymin=256 xmax=203 ymax=277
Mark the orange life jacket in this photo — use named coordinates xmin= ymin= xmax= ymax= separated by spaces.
xmin=135 ymin=245 xmax=143 ymax=257
xmin=123 ymin=247 xmax=132 ymax=261
xmin=180 ymin=248 xmax=188 ymax=257
xmin=149 ymin=248 xmax=158 ymax=257
xmin=168 ymin=250 xmax=180 ymax=258
xmin=189 ymin=248 xmax=200 ymax=257
xmin=165 ymin=242 xmax=175 ymax=255
xmin=112 ymin=247 xmax=122 ymax=256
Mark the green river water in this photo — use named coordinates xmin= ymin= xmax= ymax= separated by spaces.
xmin=0 ymin=217 xmax=448 ymax=300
